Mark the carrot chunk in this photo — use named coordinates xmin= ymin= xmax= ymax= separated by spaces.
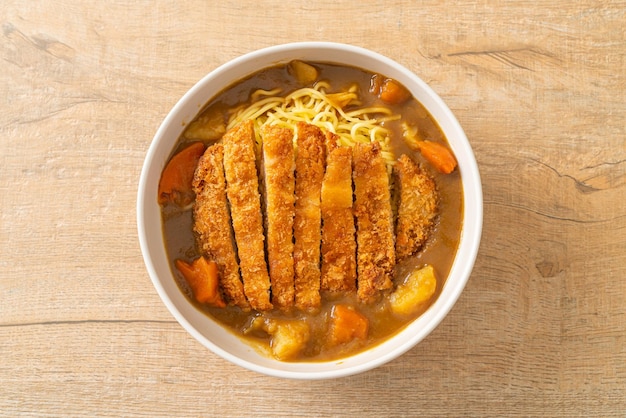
xmin=417 ymin=140 xmax=458 ymax=174
xmin=379 ymin=78 xmax=411 ymax=105
xmin=175 ymin=257 xmax=226 ymax=307
xmin=158 ymin=142 xmax=206 ymax=206
xmin=328 ymin=304 xmax=369 ymax=345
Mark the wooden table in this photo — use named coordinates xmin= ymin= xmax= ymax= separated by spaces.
xmin=2 ymin=1 xmax=625 ymax=416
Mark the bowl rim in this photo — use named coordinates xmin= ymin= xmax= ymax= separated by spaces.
xmin=137 ymin=41 xmax=483 ymax=380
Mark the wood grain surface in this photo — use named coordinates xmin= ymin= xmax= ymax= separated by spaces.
xmin=1 ymin=1 xmax=625 ymax=416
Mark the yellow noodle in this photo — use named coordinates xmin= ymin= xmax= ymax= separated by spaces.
xmin=250 ymin=87 xmax=283 ymax=102
xmin=228 ymin=82 xmax=401 ymax=169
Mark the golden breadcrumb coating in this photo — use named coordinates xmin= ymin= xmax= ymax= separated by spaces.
xmin=352 ymin=142 xmax=395 ymax=303
xmin=192 ymin=121 xmax=436 ymax=313
xmin=222 ymin=120 xmax=272 ymax=311
xmin=394 ymin=154 xmax=439 ymax=261
xmin=192 ymin=143 xmax=249 ymax=309
xmin=293 ymin=122 xmax=326 ymax=310
xmin=320 ymin=133 xmax=357 ymax=293
xmin=260 ymin=124 xmax=296 ymax=309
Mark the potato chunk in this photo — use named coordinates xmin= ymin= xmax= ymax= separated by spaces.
xmin=288 ymin=60 xmax=319 ymax=85
xmin=184 ymin=110 xmax=226 ymax=141
xmin=252 ymin=317 xmax=311 ymax=360
xmin=389 ymin=265 xmax=437 ymax=316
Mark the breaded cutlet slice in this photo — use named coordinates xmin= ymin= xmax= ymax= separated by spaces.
xmin=325 ymin=130 xmax=339 ymax=153
xmin=192 ymin=143 xmax=249 ymax=309
xmin=293 ymin=122 xmax=326 ymax=310
xmin=222 ymin=120 xmax=272 ymax=311
xmin=394 ymin=154 xmax=439 ymax=261
xmin=320 ymin=133 xmax=357 ymax=293
xmin=352 ymin=142 xmax=395 ymax=303
xmin=260 ymin=124 xmax=296 ymax=309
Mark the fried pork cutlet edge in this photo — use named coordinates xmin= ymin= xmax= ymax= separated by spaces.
xmin=394 ymin=153 xmax=439 ymax=261
xmin=192 ymin=143 xmax=250 ymax=309
xmin=352 ymin=142 xmax=396 ymax=303
xmin=293 ymin=122 xmax=326 ymax=310
xmin=222 ymin=120 xmax=273 ymax=311
xmin=260 ymin=124 xmax=296 ymax=309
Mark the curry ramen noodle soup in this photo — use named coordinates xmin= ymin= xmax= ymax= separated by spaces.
xmin=158 ymin=60 xmax=463 ymax=362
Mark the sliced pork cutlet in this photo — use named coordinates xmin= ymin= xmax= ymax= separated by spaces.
xmin=320 ymin=133 xmax=357 ymax=293
xmin=352 ymin=142 xmax=396 ymax=303
xmin=394 ymin=154 xmax=439 ymax=261
xmin=293 ymin=122 xmax=326 ymax=311
xmin=192 ymin=143 xmax=249 ymax=309
xmin=260 ymin=124 xmax=296 ymax=309
xmin=222 ymin=120 xmax=272 ymax=311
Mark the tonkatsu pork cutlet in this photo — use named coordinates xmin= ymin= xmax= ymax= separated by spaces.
xmin=320 ymin=132 xmax=357 ymax=293
xmin=222 ymin=120 xmax=272 ymax=311
xmin=394 ymin=154 xmax=439 ymax=261
xmin=260 ymin=124 xmax=296 ymax=309
xmin=293 ymin=122 xmax=326 ymax=310
xmin=352 ymin=142 xmax=395 ymax=303
xmin=192 ymin=143 xmax=249 ymax=309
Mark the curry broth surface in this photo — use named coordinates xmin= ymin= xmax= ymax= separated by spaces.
xmin=161 ymin=62 xmax=463 ymax=362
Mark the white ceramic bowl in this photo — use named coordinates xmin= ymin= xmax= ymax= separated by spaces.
xmin=137 ymin=42 xmax=482 ymax=380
